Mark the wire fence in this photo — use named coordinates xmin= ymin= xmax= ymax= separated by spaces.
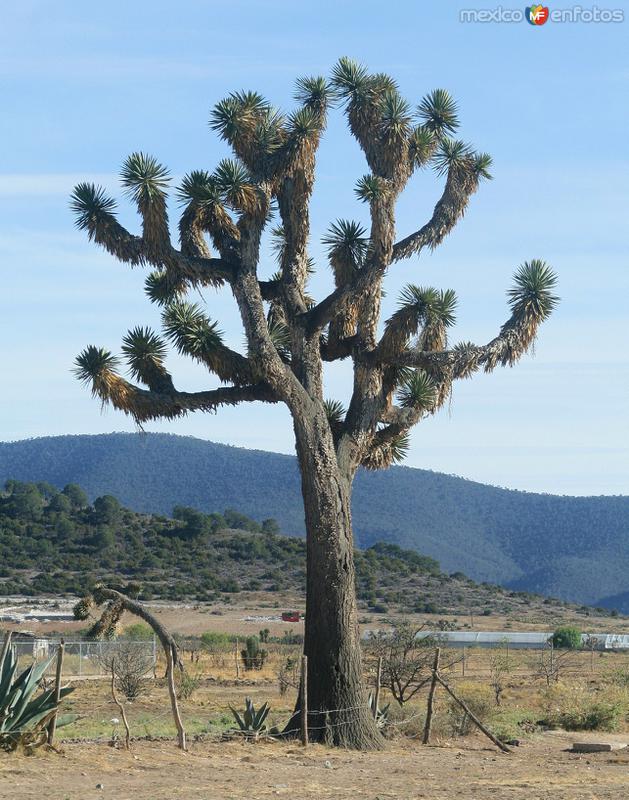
xmin=13 ymin=638 xmax=158 ymax=678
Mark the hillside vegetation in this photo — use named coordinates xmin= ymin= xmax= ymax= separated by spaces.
xmin=0 ymin=479 xmax=601 ymax=620
xmin=1 ymin=433 xmax=628 ymax=609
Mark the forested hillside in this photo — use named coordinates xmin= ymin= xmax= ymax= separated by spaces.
xmin=1 ymin=433 xmax=627 ymax=609
xmin=0 ymin=479 xmax=577 ymax=619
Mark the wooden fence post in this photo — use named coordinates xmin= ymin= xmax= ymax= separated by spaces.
xmin=462 ymin=646 xmax=466 ymax=677
xmin=422 ymin=647 xmax=440 ymax=745
xmin=47 ymin=639 xmax=65 ymax=746
xmin=235 ymin=638 xmax=240 ymax=679
xmin=373 ymin=656 xmax=383 ymax=719
xmin=300 ymin=655 xmax=308 ymax=747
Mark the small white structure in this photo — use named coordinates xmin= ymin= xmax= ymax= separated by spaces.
xmin=7 ymin=630 xmax=50 ymax=658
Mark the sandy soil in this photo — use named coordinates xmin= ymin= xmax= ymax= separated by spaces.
xmin=2 ymin=731 xmax=629 ymax=800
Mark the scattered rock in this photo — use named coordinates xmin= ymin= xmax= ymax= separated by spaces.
xmin=572 ymin=742 xmax=626 ymax=753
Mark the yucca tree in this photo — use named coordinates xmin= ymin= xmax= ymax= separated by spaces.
xmin=71 ymin=58 xmax=558 ymax=749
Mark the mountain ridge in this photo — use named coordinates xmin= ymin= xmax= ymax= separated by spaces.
xmin=1 ymin=432 xmax=627 ymax=609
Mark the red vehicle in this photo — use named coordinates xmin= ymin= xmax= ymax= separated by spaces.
xmin=281 ymin=611 xmax=300 ymax=623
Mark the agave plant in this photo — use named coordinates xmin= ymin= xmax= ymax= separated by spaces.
xmin=0 ymin=640 xmax=75 ymax=751
xmin=368 ymin=692 xmax=391 ymax=730
xmin=229 ymin=697 xmax=270 ymax=737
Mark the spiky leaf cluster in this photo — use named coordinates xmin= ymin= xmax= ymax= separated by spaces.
xmin=507 ymin=260 xmax=559 ymax=322
xmin=397 ymin=370 xmax=436 ymax=410
xmin=417 ymin=89 xmax=459 ymax=136
xmin=162 ymin=302 xmax=224 ymax=359
xmin=121 ymin=326 xmax=172 ymax=390
xmin=70 ymin=183 xmax=117 ymax=232
xmin=323 ymin=398 xmax=346 ymax=426
xmin=121 ymin=152 xmax=170 ymax=206
xmin=73 ymin=346 xmax=120 ymax=396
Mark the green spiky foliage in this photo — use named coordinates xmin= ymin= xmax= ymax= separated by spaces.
xmin=397 ymin=370 xmax=436 ymax=410
xmin=267 ymin=319 xmax=292 ymax=361
xmin=229 ymin=697 xmax=271 ymax=737
xmin=162 ymin=301 xmax=255 ymax=384
xmin=355 ymin=174 xmax=385 ymax=203
xmin=70 ymin=183 xmax=117 ymax=233
xmin=120 ymin=153 xmax=171 ymax=258
xmin=294 ymin=76 xmax=333 ymax=116
xmin=417 ymin=89 xmax=459 ymax=137
xmin=70 ymin=183 xmax=143 ymax=264
xmin=486 ymin=259 xmax=559 ymax=368
xmin=120 ymin=152 xmax=170 ymax=206
xmin=409 ymin=125 xmax=437 ymax=169
xmin=121 ymin=327 xmax=173 ymax=392
xmin=433 ymin=139 xmax=473 ymax=177
xmin=324 ymin=398 xmax=346 ymax=426
xmin=73 ymin=346 xmax=121 ymax=401
xmin=507 ymin=259 xmax=559 ymax=323
xmin=380 ymin=285 xmax=457 ymax=358
xmin=362 ymin=430 xmax=411 ymax=470
xmin=176 ymin=169 xmax=239 ymax=257
xmin=322 ymin=220 xmax=369 ymax=285
xmin=214 ymin=159 xmax=262 ymax=216
xmin=144 ymin=270 xmax=187 ymax=307
xmin=0 ymin=644 xmax=75 ymax=752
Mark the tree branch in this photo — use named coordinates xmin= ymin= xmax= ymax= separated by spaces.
xmin=391 ymin=161 xmax=481 ymax=262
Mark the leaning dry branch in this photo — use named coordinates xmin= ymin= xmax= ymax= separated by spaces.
xmin=80 ymin=585 xmax=187 ymax=750
xmin=434 ymin=672 xmax=511 ymax=753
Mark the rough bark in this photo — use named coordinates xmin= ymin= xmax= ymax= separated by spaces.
xmin=286 ymin=410 xmax=382 ymax=749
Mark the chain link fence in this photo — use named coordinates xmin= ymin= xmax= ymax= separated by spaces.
xmin=13 ymin=638 xmax=157 ymax=678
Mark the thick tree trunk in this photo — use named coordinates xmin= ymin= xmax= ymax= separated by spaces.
xmin=287 ymin=411 xmax=382 ymax=749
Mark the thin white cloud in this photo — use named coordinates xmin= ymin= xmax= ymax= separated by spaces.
xmin=0 ymin=173 xmax=117 ymax=196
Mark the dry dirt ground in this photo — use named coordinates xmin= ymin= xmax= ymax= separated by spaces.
xmin=2 ymin=732 xmax=629 ymax=800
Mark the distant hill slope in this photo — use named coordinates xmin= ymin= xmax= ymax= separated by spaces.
xmin=1 ymin=433 xmax=628 ymax=609
xmin=0 ymin=478 xmax=595 ymax=622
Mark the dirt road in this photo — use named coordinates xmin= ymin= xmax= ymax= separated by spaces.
xmin=2 ymin=732 xmax=629 ymax=800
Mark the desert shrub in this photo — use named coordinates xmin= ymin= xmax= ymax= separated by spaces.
xmin=277 ymin=656 xmax=299 ymax=696
xmin=98 ymin=642 xmax=154 ymax=701
xmin=552 ymin=626 xmax=581 ymax=650
xmin=200 ymin=631 xmax=232 ymax=650
xmin=386 ymin=702 xmax=426 ymax=739
xmin=607 ymin=667 xmax=629 ymax=688
xmin=539 ymin=684 xmax=627 ymax=732
xmin=122 ymin=622 xmax=153 ymax=640
xmin=177 ymin=669 xmax=202 ymax=700
xmin=446 ymin=683 xmax=493 ymax=736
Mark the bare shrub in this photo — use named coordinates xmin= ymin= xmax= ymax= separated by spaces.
xmin=277 ymin=656 xmax=299 ymax=696
xmin=446 ymin=682 xmax=493 ymax=736
xmin=98 ymin=642 xmax=153 ymax=700
xmin=488 ymin=641 xmax=512 ymax=705
xmin=367 ymin=621 xmax=436 ymax=706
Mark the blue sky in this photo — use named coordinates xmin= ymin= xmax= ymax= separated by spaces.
xmin=1 ymin=1 xmax=627 ymax=495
